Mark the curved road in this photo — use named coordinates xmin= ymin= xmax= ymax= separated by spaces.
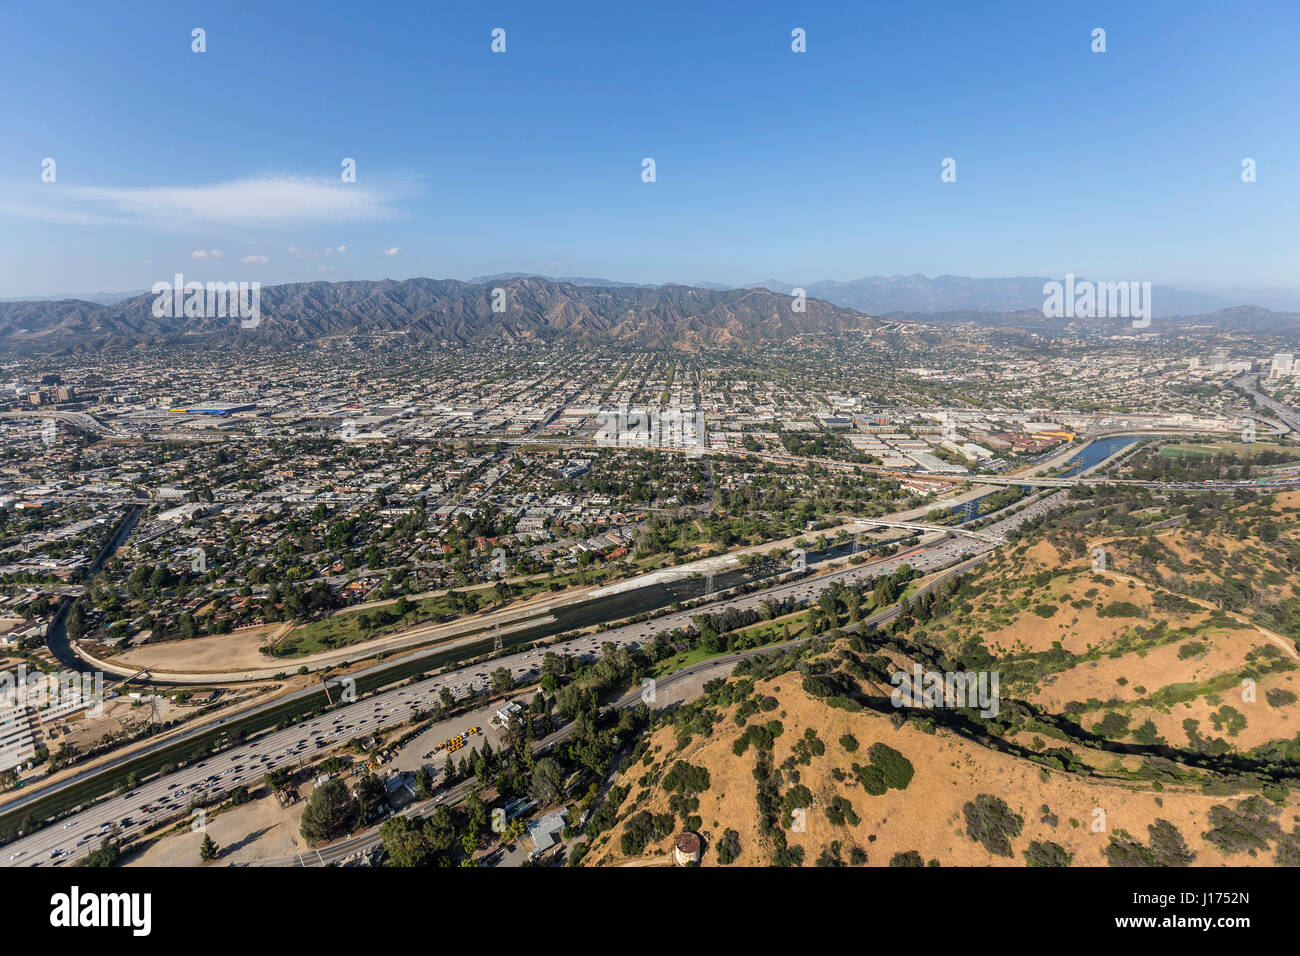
xmin=0 ymin=490 xmax=1055 ymax=867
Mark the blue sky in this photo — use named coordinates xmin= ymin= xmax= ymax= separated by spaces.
xmin=2 ymin=0 xmax=1298 ymax=304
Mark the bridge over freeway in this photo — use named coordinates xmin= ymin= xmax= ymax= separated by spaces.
xmin=973 ymin=475 xmax=1093 ymax=488
xmin=4 ymin=410 xmax=119 ymax=439
xmin=861 ymin=519 xmax=1006 ymax=545
xmin=972 ymin=474 xmax=1300 ymax=490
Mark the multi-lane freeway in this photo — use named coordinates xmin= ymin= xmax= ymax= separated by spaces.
xmin=262 ymin=550 xmax=996 ymax=868
xmin=1 ymin=641 xmax=570 ymax=867
xmin=2 ymin=410 xmax=1294 ymax=867
xmin=0 ymin=486 xmax=1062 ymax=867
xmin=2 ymin=422 xmax=1236 ymax=860
xmin=1233 ymin=372 xmax=1300 ymax=437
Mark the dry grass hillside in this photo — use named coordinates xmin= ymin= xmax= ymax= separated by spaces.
xmin=578 ymin=487 xmax=1300 ymax=867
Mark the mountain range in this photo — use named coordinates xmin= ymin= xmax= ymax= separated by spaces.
xmin=0 ymin=290 xmax=150 ymax=306
xmin=0 ymin=277 xmax=874 ymax=354
xmin=751 ymin=274 xmax=1243 ymax=318
xmin=471 ymin=273 xmax=1258 ymax=316
xmin=1 ymin=275 xmax=1296 ymax=355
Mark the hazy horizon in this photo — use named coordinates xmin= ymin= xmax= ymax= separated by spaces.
xmin=3 ymin=1 xmax=1298 ymax=303
xmin=7 ymin=270 xmax=1300 ymax=317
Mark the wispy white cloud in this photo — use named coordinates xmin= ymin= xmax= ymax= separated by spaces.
xmin=383 ymin=246 xmax=400 ymax=256
xmin=289 ymin=244 xmax=350 ymax=259
xmin=191 ymin=249 xmax=224 ymax=260
xmin=240 ymin=254 xmax=271 ymax=264
xmin=0 ymin=174 xmax=410 ymax=229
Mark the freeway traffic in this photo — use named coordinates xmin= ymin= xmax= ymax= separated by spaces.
xmin=0 ymin=487 xmax=1062 ymax=866
xmin=264 ymin=551 xmax=993 ymax=868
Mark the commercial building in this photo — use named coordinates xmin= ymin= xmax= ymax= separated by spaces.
xmin=527 ymin=810 xmax=567 ymax=855
xmin=168 ymin=402 xmax=257 ymax=416
xmin=0 ymin=706 xmax=36 ymax=773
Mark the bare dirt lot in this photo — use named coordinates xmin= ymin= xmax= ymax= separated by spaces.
xmin=115 ymin=623 xmax=291 ymax=673
xmin=127 ymin=789 xmax=309 ymax=867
